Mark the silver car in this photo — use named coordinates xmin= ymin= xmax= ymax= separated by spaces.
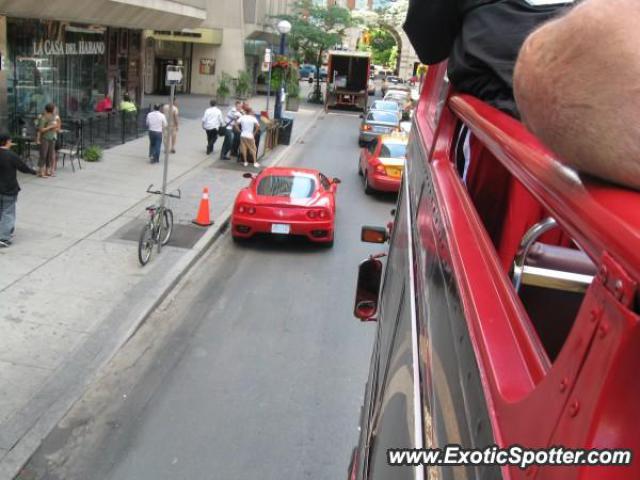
xmin=369 ymin=100 xmax=402 ymax=120
xmin=358 ymin=110 xmax=400 ymax=146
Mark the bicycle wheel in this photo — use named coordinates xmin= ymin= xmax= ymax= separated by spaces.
xmin=138 ymin=223 xmax=154 ymax=266
xmin=160 ymin=208 xmax=174 ymax=246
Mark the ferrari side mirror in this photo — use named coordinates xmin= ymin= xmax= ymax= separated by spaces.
xmin=242 ymin=172 xmax=254 ymax=179
xmin=332 ymin=177 xmax=342 ymax=184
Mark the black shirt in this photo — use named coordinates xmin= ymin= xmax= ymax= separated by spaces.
xmin=404 ymin=0 xmax=574 ymax=116
xmin=0 ymin=147 xmax=36 ymax=196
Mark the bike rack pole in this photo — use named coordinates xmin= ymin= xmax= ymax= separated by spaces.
xmin=159 ymin=84 xmax=175 ymax=254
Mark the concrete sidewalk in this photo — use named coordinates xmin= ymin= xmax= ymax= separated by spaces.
xmin=0 ymin=92 xmax=324 ymax=479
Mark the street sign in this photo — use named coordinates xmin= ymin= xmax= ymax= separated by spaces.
xmin=264 ymin=48 xmax=272 ymax=64
xmin=165 ymin=65 xmax=184 ymax=86
xmin=261 ymin=61 xmax=270 ymax=73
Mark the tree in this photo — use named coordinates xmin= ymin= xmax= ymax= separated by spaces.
xmin=277 ymin=0 xmax=358 ymax=102
xmin=366 ymin=28 xmax=397 ymax=67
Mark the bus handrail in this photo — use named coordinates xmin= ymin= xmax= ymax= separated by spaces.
xmin=448 ymin=94 xmax=640 ymax=283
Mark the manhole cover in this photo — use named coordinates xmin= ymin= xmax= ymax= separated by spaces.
xmin=111 ymin=219 xmax=207 ymax=249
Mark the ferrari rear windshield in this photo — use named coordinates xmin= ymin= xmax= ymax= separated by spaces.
xmin=257 ymin=175 xmax=316 ymax=198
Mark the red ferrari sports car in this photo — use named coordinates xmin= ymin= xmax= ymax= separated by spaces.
xmin=231 ymin=167 xmax=340 ymax=246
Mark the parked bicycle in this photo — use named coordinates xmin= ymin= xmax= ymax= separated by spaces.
xmin=138 ymin=184 xmax=181 ymax=266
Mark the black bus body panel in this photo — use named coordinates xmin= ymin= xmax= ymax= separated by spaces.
xmin=352 ymin=135 xmax=502 ymax=480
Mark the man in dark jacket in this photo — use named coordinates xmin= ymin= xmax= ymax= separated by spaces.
xmin=0 ymin=132 xmax=37 ymax=247
xmin=403 ymin=0 xmax=575 ymax=117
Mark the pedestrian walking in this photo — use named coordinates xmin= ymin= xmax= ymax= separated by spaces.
xmin=146 ymin=104 xmax=167 ymax=164
xmin=0 ymin=133 xmax=37 ymax=248
xmin=253 ymin=111 xmax=262 ymax=155
xmin=36 ymin=103 xmax=60 ymax=177
xmin=162 ymin=99 xmax=179 ymax=153
xmin=237 ymin=106 xmax=260 ymax=168
xmin=220 ymin=100 xmax=243 ymax=160
xmin=201 ymin=99 xmax=224 ymax=155
xmin=231 ymin=102 xmax=246 ymax=159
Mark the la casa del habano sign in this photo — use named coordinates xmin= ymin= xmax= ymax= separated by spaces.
xmin=32 ymin=40 xmax=106 ymax=56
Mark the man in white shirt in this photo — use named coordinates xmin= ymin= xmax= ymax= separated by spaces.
xmin=146 ymin=104 xmax=167 ymax=164
xmin=201 ymin=99 xmax=224 ymax=155
xmin=236 ymin=106 xmax=261 ymax=168
xmin=161 ymin=100 xmax=179 ymax=154
xmin=220 ymin=100 xmax=243 ymax=160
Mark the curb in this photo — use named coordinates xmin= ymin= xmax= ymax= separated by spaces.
xmin=0 ymin=105 xmax=325 ymax=480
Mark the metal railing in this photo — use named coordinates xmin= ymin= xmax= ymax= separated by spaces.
xmin=11 ymin=107 xmax=151 ymax=157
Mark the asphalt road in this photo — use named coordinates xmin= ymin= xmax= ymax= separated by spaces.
xmin=16 ymin=110 xmax=396 ymax=480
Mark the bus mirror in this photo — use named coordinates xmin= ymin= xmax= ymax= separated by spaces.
xmin=354 ymin=258 xmax=383 ymax=321
xmin=361 ymin=225 xmax=387 ymax=243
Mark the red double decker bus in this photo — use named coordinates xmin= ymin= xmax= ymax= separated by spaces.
xmin=350 ymin=63 xmax=640 ymax=480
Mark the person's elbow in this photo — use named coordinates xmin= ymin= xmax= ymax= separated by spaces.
xmin=514 ymin=24 xmax=553 ymax=134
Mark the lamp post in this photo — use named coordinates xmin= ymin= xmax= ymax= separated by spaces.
xmin=273 ymin=19 xmax=291 ymax=120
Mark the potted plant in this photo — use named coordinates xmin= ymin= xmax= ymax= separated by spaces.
xmin=216 ymin=72 xmax=232 ymax=106
xmin=235 ymin=70 xmax=252 ymax=100
xmin=83 ymin=145 xmax=103 ymax=162
xmin=285 ymin=64 xmax=301 ymax=112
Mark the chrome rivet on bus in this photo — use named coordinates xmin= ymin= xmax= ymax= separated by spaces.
xmin=568 ymin=400 xmax=580 ymax=417
xmin=598 ymin=322 xmax=610 ymax=339
xmin=598 ymin=265 xmax=608 ymax=281
xmin=614 ymin=279 xmax=624 ymax=300
xmin=559 ymin=378 xmax=568 ymax=393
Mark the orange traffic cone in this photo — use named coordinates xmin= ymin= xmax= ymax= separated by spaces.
xmin=193 ymin=187 xmax=214 ymax=226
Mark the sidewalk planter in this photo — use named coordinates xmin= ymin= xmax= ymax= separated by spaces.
xmin=285 ymin=64 xmax=301 ymax=112
xmin=83 ymin=145 xmax=103 ymax=162
xmin=234 ymin=70 xmax=252 ymax=101
xmin=217 ymin=72 xmax=232 ymax=106
xmin=286 ymin=96 xmax=300 ymax=112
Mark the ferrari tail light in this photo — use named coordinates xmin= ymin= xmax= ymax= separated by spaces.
xmin=238 ymin=204 xmax=256 ymax=215
xmin=375 ymin=164 xmax=386 ymax=175
xmin=362 ymin=125 xmax=372 ymax=131
xmin=308 ymin=209 xmax=330 ymax=219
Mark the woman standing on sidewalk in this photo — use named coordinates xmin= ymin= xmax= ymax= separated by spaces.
xmin=36 ymin=103 xmax=60 ymax=177
xmin=237 ymin=106 xmax=260 ymax=168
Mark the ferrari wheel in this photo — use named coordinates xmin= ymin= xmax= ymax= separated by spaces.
xmin=323 ymin=236 xmax=334 ymax=248
xmin=364 ymin=173 xmax=374 ymax=195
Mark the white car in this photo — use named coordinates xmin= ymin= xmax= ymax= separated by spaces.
xmin=383 ymin=90 xmax=409 ymax=105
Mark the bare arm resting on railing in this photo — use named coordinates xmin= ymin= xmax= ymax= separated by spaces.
xmin=514 ymin=0 xmax=640 ymax=190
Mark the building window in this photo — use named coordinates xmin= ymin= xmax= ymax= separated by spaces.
xmin=6 ymin=18 xmax=108 ymax=131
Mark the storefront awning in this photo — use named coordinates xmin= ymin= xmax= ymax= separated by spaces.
xmin=0 ymin=0 xmax=207 ymax=30
xmin=145 ymin=28 xmax=222 ymax=45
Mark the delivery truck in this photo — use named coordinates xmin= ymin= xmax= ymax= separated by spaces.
xmin=325 ymin=50 xmax=370 ymax=113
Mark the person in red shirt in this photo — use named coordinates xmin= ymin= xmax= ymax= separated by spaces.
xmin=95 ymin=95 xmax=113 ymax=113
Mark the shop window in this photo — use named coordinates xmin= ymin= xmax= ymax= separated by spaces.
xmin=7 ymin=19 xmax=108 ymax=130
